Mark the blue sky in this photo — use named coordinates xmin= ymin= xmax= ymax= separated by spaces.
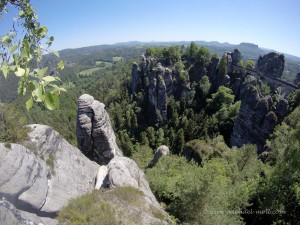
xmin=1 ymin=0 xmax=299 ymax=57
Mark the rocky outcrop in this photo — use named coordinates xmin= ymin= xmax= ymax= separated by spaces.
xmin=231 ymin=48 xmax=242 ymax=65
xmin=257 ymin=52 xmax=285 ymax=78
xmin=132 ymin=55 xmax=194 ymax=124
xmin=131 ymin=62 xmax=140 ymax=94
xmin=138 ymin=60 xmax=168 ymax=124
xmin=207 ymin=55 xmax=220 ymax=90
xmin=76 ymin=94 xmax=123 ymax=165
xmin=104 ymin=157 xmax=161 ymax=207
xmin=0 ymin=124 xmax=100 ymax=224
xmin=1 ymin=123 xmax=172 ymax=224
xmin=230 ymin=76 xmax=288 ymax=150
xmin=146 ymin=145 xmax=170 ymax=168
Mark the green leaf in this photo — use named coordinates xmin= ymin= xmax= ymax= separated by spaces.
xmin=37 ymin=26 xmax=48 ymax=37
xmin=18 ymin=77 xmax=26 ymax=95
xmin=15 ymin=67 xmax=26 ymax=77
xmin=1 ymin=35 xmax=10 ymax=44
xmin=44 ymin=93 xmax=59 ymax=110
xmin=57 ymin=60 xmax=64 ymax=70
xmin=37 ymin=67 xmax=48 ymax=78
xmin=51 ymin=50 xmax=59 ymax=58
xmin=42 ymin=76 xmax=56 ymax=82
xmin=21 ymin=39 xmax=30 ymax=59
xmin=9 ymin=44 xmax=19 ymax=54
xmin=35 ymin=83 xmax=45 ymax=102
xmin=26 ymin=98 xmax=33 ymax=110
xmin=1 ymin=61 xmax=9 ymax=78
xmin=29 ymin=81 xmax=36 ymax=92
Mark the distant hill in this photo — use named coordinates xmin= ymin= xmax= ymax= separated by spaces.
xmin=1 ymin=40 xmax=299 ymax=103
xmin=56 ymin=40 xmax=300 ymax=81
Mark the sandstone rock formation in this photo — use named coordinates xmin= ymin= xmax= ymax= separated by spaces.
xmin=1 ymin=123 xmax=172 ymax=224
xmin=104 ymin=157 xmax=161 ymax=206
xmin=231 ymin=48 xmax=242 ymax=65
xmin=0 ymin=124 xmax=99 ymax=213
xmin=230 ymin=76 xmax=288 ymax=150
xmin=76 ymin=94 xmax=123 ymax=165
xmin=151 ymin=63 xmax=168 ymax=124
xmin=0 ymin=124 xmax=100 ymax=224
xmin=0 ymin=198 xmax=56 ymax=225
xmin=257 ymin=52 xmax=285 ymax=78
xmin=146 ymin=145 xmax=170 ymax=168
xmin=131 ymin=55 xmax=195 ymax=124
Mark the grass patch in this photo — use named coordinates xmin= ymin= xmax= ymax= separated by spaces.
xmin=79 ymin=67 xmax=101 ymax=76
xmin=112 ymin=57 xmax=122 ymax=62
xmin=57 ymin=191 xmax=116 ymax=225
xmin=57 ymin=186 xmax=172 ymax=224
xmin=95 ymin=61 xmax=113 ymax=67
xmin=112 ymin=186 xmax=143 ymax=206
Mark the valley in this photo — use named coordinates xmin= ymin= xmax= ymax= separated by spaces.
xmin=1 ymin=41 xmax=300 ymax=225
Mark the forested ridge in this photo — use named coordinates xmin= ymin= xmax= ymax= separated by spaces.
xmin=1 ymin=42 xmax=300 ymax=224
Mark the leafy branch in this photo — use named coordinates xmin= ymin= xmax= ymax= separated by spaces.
xmin=0 ymin=0 xmax=65 ymax=110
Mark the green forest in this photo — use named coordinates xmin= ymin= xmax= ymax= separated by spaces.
xmin=1 ymin=42 xmax=300 ymax=225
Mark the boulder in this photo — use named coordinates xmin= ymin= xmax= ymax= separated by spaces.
xmin=146 ymin=145 xmax=170 ymax=168
xmin=76 ymin=94 xmax=122 ymax=165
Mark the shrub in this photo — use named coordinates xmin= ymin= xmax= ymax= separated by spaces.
xmin=131 ymin=144 xmax=154 ymax=169
xmin=57 ymin=186 xmax=169 ymax=225
xmin=57 ymin=191 xmax=116 ymax=225
xmin=147 ymin=146 xmax=265 ymax=224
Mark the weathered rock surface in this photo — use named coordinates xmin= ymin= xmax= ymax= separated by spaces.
xmin=257 ymin=52 xmax=285 ymax=78
xmin=76 ymin=94 xmax=122 ymax=165
xmin=0 ymin=124 xmax=100 ymax=224
xmin=0 ymin=198 xmax=56 ymax=225
xmin=104 ymin=157 xmax=160 ymax=207
xmin=230 ymin=76 xmax=288 ymax=150
xmin=146 ymin=145 xmax=170 ymax=168
xmin=131 ymin=55 xmax=193 ymax=124
xmin=87 ymin=156 xmax=172 ymax=224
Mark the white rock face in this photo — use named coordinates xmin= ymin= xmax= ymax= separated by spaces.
xmin=0 ymin=124 xmax=100 ymax=224
xmin=0 ymin=198 xmax=56 ymax=225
